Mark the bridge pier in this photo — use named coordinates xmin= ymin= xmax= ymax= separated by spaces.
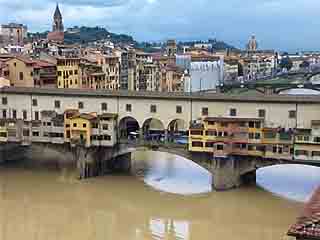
xmin=212 ymin=157 xmax=242 ymax=191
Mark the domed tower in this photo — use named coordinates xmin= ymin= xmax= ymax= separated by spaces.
xmin=53 ymin=3 xmax=64 ymax=32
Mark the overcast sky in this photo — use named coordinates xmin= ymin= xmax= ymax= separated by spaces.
xmin=0 ymin=0 xmax=319 ymax=51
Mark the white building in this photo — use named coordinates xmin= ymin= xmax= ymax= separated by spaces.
xmin=188 ymin=59 xmax=224 ymax=92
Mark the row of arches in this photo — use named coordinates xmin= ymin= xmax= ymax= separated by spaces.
xmin=118 ymin=117 xmax=188 ymax=142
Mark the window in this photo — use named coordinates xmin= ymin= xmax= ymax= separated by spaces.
xmin=255 ymin=122 xmax=261 ymax=129
xmin=289 ymin=110 xmax=296 ymax=119
xmin=78 ymin=102 xmax=84 ymax=109
xmin=74 ymin=70 xmax=78 ymax=75
xmin=255 ymin=133 xmax=261 ymax=139
xmin=205 ymin=142 xmax=214 ymax=148
xmin=32 ymin=132 xmax=39 ymax=137
xmin=58 ymin=71 xmax=62 ymax=76
xmin=65 ymin=124 xmax=70 ymax=128
xmin=206 ymin=130 xmax=217 ymax=136
xmin=258 ymin=109 xmax=266 ymax=118
xmin=230 ymin=108 xmax=237 ymax=116
xmin=23 ymin=129 xmax=30 ymax=137
xmin=314 ymin=137 xmax=320 ymax=143
xmin=202 ymin=107 xmax=208 ymax=116
xmin=83 ymin=123 xmax=87 ymax=128
xmin=23 ymin=110 xmax=27 ymax=120
xmin=264 ymin=131 xmax=276 ymax=139
xmin=221 ymin=122 xmax=228 ymax=127
xmin=176 ymin=106 xmax=182 ymax=114
xmin=217 ymin=144 xmax=224 ymax=150
xmin=66 ymin=130 xmax=71 ymax=139
xmin=19 ymin=72 xmax=23 ymax=80
xmin=34 ymin=111 xmax=39 ymax=121
xmin=192 ymin=141 xmax=203 ymax=147
xmin=92 ymin=123 xmax=98 ymax=129
xmin=295 ymin=150 xmax=309 ymax=156
xmin=249 ymin=132 xmax=253 ymax=139
xmin=32 ymin=99 xmax=38 ymax=107
xmin=126 ymin=104 xmax=132 ymax=112
xmin=101 ymin=103 xmax=108 ymax=111
xmin=54 ymin=100 xmax=60 ymax=109
xmin=2 ymin=97 xmax=7 ymax=105
xmin=103 ymin=124 xmax=109 ymax=130
xmin=73 ymin=123 xmax=77 ymax=127
xmin=12 ymin=109 xmax=16 ymax=119
xmin=190 ymin=130 xmax=202 ymax=135
xmin=312 ymin=151 xmax=320 ymax=157
xmin=2 ymin=109 xmax=6 ymax=119
xmin=150 ymin=105 xmax=157 ymax=113
xmin=249 ymin=122 xmax=255 ymax=128
xmin=104 ymin=135 xmax=111 ymax=141
xmin=14 ymin=62 xmax=16 ymax=67
xmin=304 ymin=136 xmax=310 ymax=142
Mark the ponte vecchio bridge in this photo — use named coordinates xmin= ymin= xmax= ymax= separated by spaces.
xmin=1 ymin=87 xmax=320 ymax=190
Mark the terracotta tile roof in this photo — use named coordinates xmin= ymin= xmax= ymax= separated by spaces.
xmin=288 ymin=187 xmax=320 ymax=239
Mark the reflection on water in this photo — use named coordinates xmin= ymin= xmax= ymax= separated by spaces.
xmin=0 ymin=151 xmax=316 ymax=239
xmin=257 ymin=164 xmax=320 ymax=202
xmin=132 ymin=151 xmax=212 ymax=195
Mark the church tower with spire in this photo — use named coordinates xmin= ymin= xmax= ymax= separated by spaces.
xmin=48 ymin=3 xmax=64 ymax=43
xmin=53 ymin=4 xmax=64 ymax=32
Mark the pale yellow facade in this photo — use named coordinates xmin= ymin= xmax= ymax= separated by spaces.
xmin=57 ymin=58 xmax=81 ymax=89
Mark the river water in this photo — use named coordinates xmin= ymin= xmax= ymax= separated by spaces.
xmin=0 ymin=150 xmax=319 ymax=240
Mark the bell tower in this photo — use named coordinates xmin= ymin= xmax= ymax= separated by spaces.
xmin=53 ymin=3 xmax=64 ymax=32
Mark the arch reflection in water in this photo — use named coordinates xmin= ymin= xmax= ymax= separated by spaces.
xmin=132 ymin=151 xmax=212 ymax=195
xmin=256 ymin=164 xmax=320 ymax=202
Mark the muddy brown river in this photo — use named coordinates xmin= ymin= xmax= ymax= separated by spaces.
xmin=0 ymin=150 xmax=317 ymax=240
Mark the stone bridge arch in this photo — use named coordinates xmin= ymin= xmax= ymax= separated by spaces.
xmin=119 ymin=116 xmax=140 ymax=139
xmin=142 ymin=118 xmax=165 ymax=141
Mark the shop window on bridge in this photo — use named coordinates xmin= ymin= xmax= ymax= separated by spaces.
xmin=206 ymin=130 xmax=217 ymax=136
xmin=217 ymin=144 xmax=224 ymax=150
xmin=12 ymin=109 xmax=16 ymax=119
xmin=0 ymin=132 xmax=7 ymax=138
xmin=312 ymin=151 xmax=320 ymax=157
xmin=295 ymin=150 xmax=309 ymax=156
xmin=248 ymin=145 xmax=256 ymax=151
xmin=23 ymin=110 xmax=27 ymax=120
xmin=190 ymin=130 xmax=202 ymax=135
xmin=104 ymin=135 xmax=111 ymax=141
xmin=32 ymin=131 xmax=39 ymax=137
xmin=23 ymin=129 xmax=30 ymax=137
xmin=279 ymin=132 xmax=292 ymax=141
xmin=205 ymin=142 xmax=214 ymax=148
xmin=314 ymin=137 xmax=320 ymax=143
xmin=264 ymin=131 xmax=276 ymax=139
xmin=192 ymin=141 xmax=203 ymax=147
xmin=2 ymin=109 xmax=6 ymax=119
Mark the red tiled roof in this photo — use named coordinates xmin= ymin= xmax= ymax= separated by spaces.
xmin=34 ymin=60 xmax=55 ymax=68
xmin=288 ymin=187 xmax=320 ymax=239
